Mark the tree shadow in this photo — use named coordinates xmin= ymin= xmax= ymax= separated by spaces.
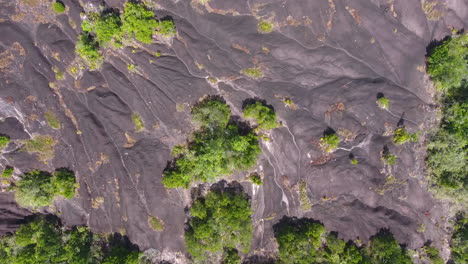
xmin=243 ymin=255 xmax=277 ymax=264
xmin=229 ymin=115 xmax=254 ymax=134
xmin=376 ymin=92 xmax=385 ymax=99
xmin=107 ymin=232 xmax=141 ymax=253
xmin=397 ymin=112 xmax=405 ymax=127
xmin=323 ymin=127 xmax=336 ymax=136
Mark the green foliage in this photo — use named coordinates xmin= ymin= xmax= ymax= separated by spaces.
xmin=223 ymin=248 xmax=241 ymax=264
xmin=159 ymin=20 xmax=176 ymax=36
xmin=0 ymin=216 xmax=142 ymax=264
xmin=191 ymin=99 xmax=231 ymax=130
xmin=450 ymin=213 xmax=468 ymax=264
xmin=171 ymin=144 xmax=187 ymax=157
xmin=121 ymin=2 xmax=159 ymax=44
xmin=23 ymin=135 xmax=56 ymax=161
xmin=185 ymin=189 xmax=252 ymax=262
xmin=14 ymin=169 xmax=76 ymax=208
xmin=131 ymin=113 xmax=144 ymax=131
xmin=427 ymin=34 xmax=468 ymax=90
xmin=377 ymin=96 xmax=390 ymax=109
xmin=242 ymin=67 xmax=263 ymax=78
xmin=249 ymin=173 xmax=262 ymax=185
xmin=52 ymin=2 xmax=65 ymax=13
xmin=368 ymin=231 xmax=412 ymax=264
xmin=320 ymin=133 xmax=340 ymax=152
xmin=94 ymin=13 xmax=122 ymax=46
xmin=148 ymin=216 xmax=164 ymax=231
xmin=75 ymin=34 xmax=103 ymax=70
xmin=258 ymin=20 xmax=273 ymax=33
xmin=393 ymin=128 xmax=418 ymax=145
xmin=0 ymin=135 xmax=10 ymax=149
xmin=424 ymin=246 xmax=444 ymax=264
xmin=381 ymin=150 xmax=396 ymax=165
xmin=2 ymin=166 xmax=13 ymax=178
xmin=45 ymin=111 xmax=61 ymax=129
xmin=243 ymin=102 xmax=277 ymax=130
xmin=351 ymin=158 xmax=358 ymax=165
xmin=163 ymin=99 xmax=261 ymax=188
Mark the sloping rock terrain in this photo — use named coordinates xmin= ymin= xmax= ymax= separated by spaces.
xmin=0 ymin=0 xmax=467 ymax=261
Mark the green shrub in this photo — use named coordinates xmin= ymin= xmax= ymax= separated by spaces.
xmin=258 ymin=20 xmax=273 ymax=33
xmin=148 ymin=216 xmax=164 ymax=231
xmin=121 ymin=2 xmax=159 ymax=44
xmin=450 ymin=213 xmax=468 ymax=264
xmin=2 ymin=166 xmax=13 ymax=178
xmin=52 ymin=2 xmax=65 ymax=13
xmin=369 ymin=231 xmax=412 ymax=264
xmin=14 ymin=169 xmax=76 ymax=208
xmin=163 ymin=99 xmax=260 ymax=188
xmin=76 ymin=34 xmax=103 ymax=70
xmin=424 ymin=246 xmax=444 ymax=264
xmin=23 ymin=135 xmax=56 ymax=161
xmin=0 ymin=216 xmax=142 ymax=264
xmin=320 ymin=133 xmax=340 ymax=152
xmin=45 ymin=111 xmax=61 ymax=129
xmin=158 ymin=20 xmax=176 ymax=36
xmin=94 ymin=13 xmax=122 ymax=46
xmin=377 ymin=96 xmax=390 ymax=109
xmin=0 ymin=135 xmax=10 ymax=149
xmin=243 ymin=102 xmax=277 ymax=130
xmin=131 ymin=113 xmax=144 ymax=131
xmin=185 ymin=188 xmax=252 ymax=261
xmin=223 ymin=248 xmax=241 ymax=264
xmin=242 ymin=67 xmax=263 ymax=78
xmin=427 ymin=33 xmax=468 ymax=90
xmin=249 ymin=173 xmax=262 ymax=185
xmin=350 ymin=158 xmax=358 ymax=165
xmin=393 ymin=128 xmax=418 ymax=145
xmin=381 ymin=150 xmax=396 ymax=165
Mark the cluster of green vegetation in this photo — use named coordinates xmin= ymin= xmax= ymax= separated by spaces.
xmin=320 ymin=133 xmax=340 ymax=152
xmin=243 ymin=101 xmax=277 ymax=129
xmin=131 ymin=113 xmax=144 ymax=131
xmin=148 ymin=216 xmax=164 ymax=231
xmin=426 ymin=33 xmax=468 ymax=195
xmin=249 ymin=173 xmax=262 ymax=185
xmin=76 ymin=2 xmax=176 ymax=69
xmin=2 ymin=166 xmax=14 ymax=178
xmin=45 ymin=111 xmax=61 ymax=129
xmin=242 ymin=67 xmax=263 ymax=78
xmin=376 ymin=96 xmax=390 ymax=109
xmin=274 ymin=217 xmax=413 ymax=264
xmin=424 ymin=246 xmax=444 ymax=264
xmin=162 ymin=98 xmax=261 ymax=188
xmin=14 ymin=169 xmax=76 ymax=208
xmin=0 ymin=135 xmax=10 ymax=149
xmin=381 ymin=149 xmax=397 ymax=165
xmin=0 ymin=216 xmax=142 ymax=264
xmin=52 ymin=1 xmax=65 ymax=13
xmin=23 ymin=135 xmax=56 ymax=161
xmin=450 ymin=213 xmax=468 ymax=264
xmin=258 ymin=20 xmax=274 ymax=33
xmin=393 ymin=128 xmax=418 ymax=145
xmin=185 ymin=188 xmax=252 ymax=262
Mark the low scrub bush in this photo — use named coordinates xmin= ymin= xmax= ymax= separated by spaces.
xmin=393 ymin=128 xmax=418 ymax=145
xmin=0 ymin=135 xmax=10 ymax=149
xmin=320 ymin=133 xmax=340 ymax=152
xmin=243 ymin=101 xmax=277 ymax=130
xmin=52 ymin=2 xmax=65 ymax=13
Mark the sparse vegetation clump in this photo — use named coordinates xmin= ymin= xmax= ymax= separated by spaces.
xmin=249 ymin=173 xmax=262 ymax=185
xmin=14 ymin=169 xmax=76 ymax=208
xmin=426 ymin=33 xmax=468 ymax=196
xmin=148 ymin=216 xmax=164 ymax=231
xmin=2 ymin=166 xmax=14 ymax=178
xmin=162 ymin=98 xmax=261 ymax=188
xmin=242 ymin=67 xmax=263 ymax=78
xmin=393 ymin=128 xmax=418 ymax=145
xmin=131 ymin=113 xmax=144 ymax=131
xmin=52 ymin=1 xmax=65 ymax=13
xmin=0 ymin=135 xmax=10 ymax=149
xmin=75 ymin=34 xmax=103 ymax=70
xmin=23 ymin=135 xmax=56 ymax=161
xmin=377 ymin=96 xmax=390 ymax=109
xmin=45 ymin=111 xmax=61 ymax=129
xmin=243 ymin=101 xmax=277 ymax=130
xmin=320 ymin=133 xmax=340 ymax=152
xmin=185 ymin=188 xmax=252 ymax=262
xmin=0 ymin=216 xmax=142 ymax=263
xmin=258 ymin=20 xmax=273 ymax=33
xmin=381 ymin=150 xmax=396 ymax=165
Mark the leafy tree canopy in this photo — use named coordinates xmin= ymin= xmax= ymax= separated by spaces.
xmin=243 ymin=101 xmax=277 ymax=130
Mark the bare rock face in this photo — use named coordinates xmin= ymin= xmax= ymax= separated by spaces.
xmin=0 ymin=0 xmax=466 ymax=259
